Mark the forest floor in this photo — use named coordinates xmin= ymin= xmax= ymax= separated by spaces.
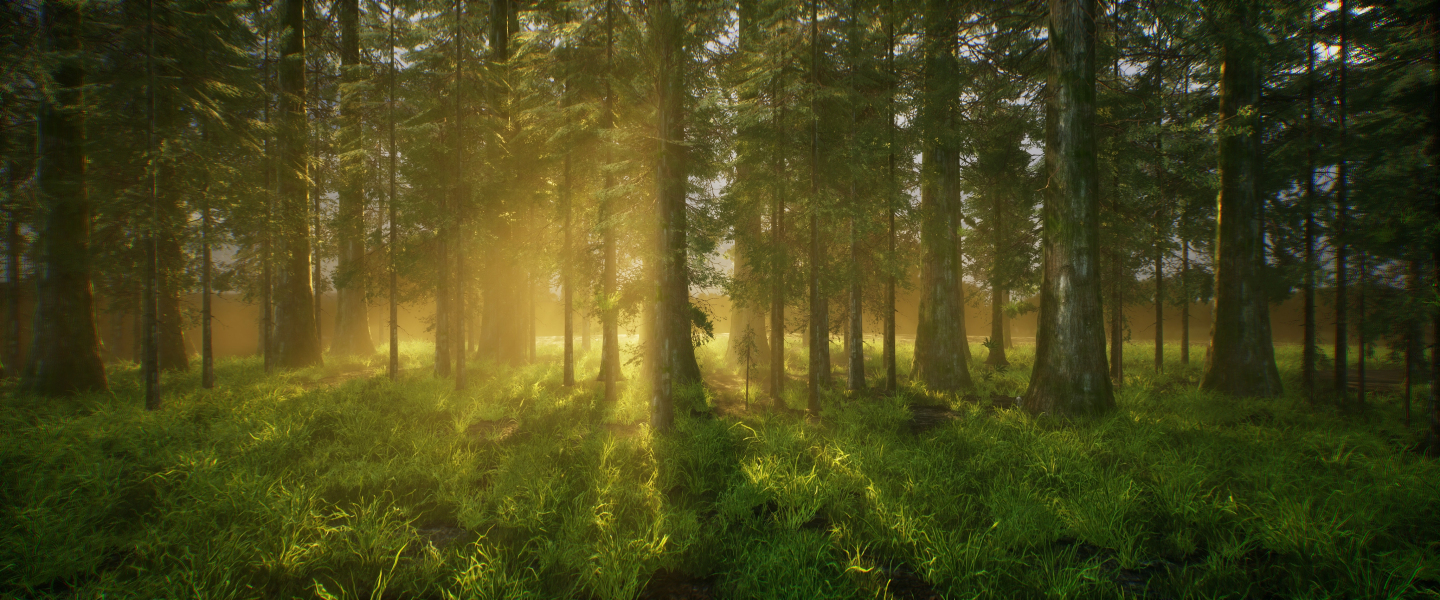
xmin=2 ymin=338 xmax=1437 ymax=599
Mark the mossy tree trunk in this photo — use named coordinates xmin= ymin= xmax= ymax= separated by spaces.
xmin=1022 ymin=0 xmax=1112 ymax=416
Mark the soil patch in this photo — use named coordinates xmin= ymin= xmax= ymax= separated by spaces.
xmin=879 ymin=564 xmax=943 ymax=600
xmin=638 ymin=569 xmax=718 ymax=600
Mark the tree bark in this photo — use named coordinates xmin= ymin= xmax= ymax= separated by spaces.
xmin=987 ymin=286 xmax=1008 ymax=366
xmin=1154 ymin=242 xmax=1163 ymax=373
xmin=157 ymin=232 xmax=188 ymax=371
xmin=1021 ymin=0 xmax=1112 ymax=416
xmin=598 ymin=0 xmax=620 ymax=399
xmin=1180 ymin=238 xmax=1189 ymax=364
xmin=883 ymin=0 xmax=896 ymax=393
xmin=23 ymin=0 xmax=106 ymax=396
xmin=1199 ymin=2 xmax=1282 ymax=397
xmin=1302 ymin=3 xmax=1317 ymax=402
xmin=261 ymin=13 xmax=274 ymax=372
xmin=201 ymin=159 xmax=214 ymax=388
xmin=477 ymin=0 xmax=527 ymax=366
xmin=271 ymin=0 xmax=323 ymax=369
xmin=727 ymin=213 xmax=771 ymax=367
xmin=650 ymin=0 xmax=697 ymax=431
xmin=454 ymin=0 xmax=468 ymax=390
xmin=4 ymin=153 xmax=22 ymax=379
xmin=843 ymin=0 xmax=864 ymax=394
xmin=912 ymin=0 xmax=972 ymax=393
xmin=1109 ymin=247 xmax=1124 ymax=385
xmin=771 ymin=67 xmax=787 ymax=408
xmin=806 ymin=0 xmax=826 ymax=413
xmin=331 ymin=0 xmax=375 ymax=357
xmin=387 ymin=0 xmax=399 ymax=379
xmin=847 ymin=214 xmax=864 ymax=390
xmin=1334 ymin=0 xmax=1350 ymax=401
xmin=563 ymin=149 xmax=574 ymax=385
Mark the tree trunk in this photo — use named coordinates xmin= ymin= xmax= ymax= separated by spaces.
xmin=1022 ymin=0 xmax=1111 ymax=416
xmin=843 ymin=0 xmax=864 ymax=394
xmin=331 ymin=0 xmax=374 ymax=357
xmin=986 ymin=286 xmax=1008 ymax=366
xmin=271 ymin=0 xmax=322 ymax=369
xmin=1426 ymin=0 xmax=1439 ymax=453
xmin=527 ymin=272 xmax=535 ymax=362
xmin=477 ymin=0 xmax=526 ymax=366
xmin=598 ymin=0 xmax=620 ymax=398
xmin=1358 ymin=252 xmax=1366 ymax=403
xmin=1154 ymin=244 xmax=1163 ymax=373
xmin=883 ymin=1 xmax=896 ymax=393
xmin=262 ymin=17 xmax=274 ymax=372
xmin=1180 ymin=238 xmax=1189 ymax=364
xmin=650 ymin=0 xmax=697 ymax=430
xmin=1199 ymin=2 xmax=1282 ymax=397
xmin=5 ymin=156 xmax=21 ymax=379
xmin=23 ymin=0 xmax=106 ymax=396
xmin=847 ymin=215 xmax=864 ymax=390
xmin=563 ymin=150 xmax=575 ymax=385
xmin=1109 ymin=252 xmax=1124 ymax=385
xmin=1302 ymin=4 xmax=1317 ymax=402
xmin=912 ymin=0 xmax=972 ymax=393
xmin=454 ymin=0 xmax=468 ymax=390
xmin=387 ymin=0 xmax=399 ymax=378
xmin=201 ymin=161 xmax=214 ymax=388
xmin=727 ymin=214 xmax=770 ymax=367
xmin=157 ymin=233 xmax=188 ymax=371
xmin=727 ymin=0 xmax=768 ymax=377
xmin=806 ymin=0 xmax=826 ymax=413
xmin=1334 ymin=0 xmax=1350 ymax=401
xmin=771 ymin=77 xmax=787 ymax=407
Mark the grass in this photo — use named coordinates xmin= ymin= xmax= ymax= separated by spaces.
xmin=1 ymin=338 xmax=1437 ymax=599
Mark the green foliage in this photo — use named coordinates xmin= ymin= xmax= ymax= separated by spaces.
xmin=2 ymin=341 xmax=1436 ymax=598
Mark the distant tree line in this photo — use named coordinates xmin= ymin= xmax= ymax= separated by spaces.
xmin=0 ymin=0 xmax=1435 ymax=445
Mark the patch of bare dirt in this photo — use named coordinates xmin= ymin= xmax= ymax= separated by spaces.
xmin=638 ymin=569 xmax=718 ymax=600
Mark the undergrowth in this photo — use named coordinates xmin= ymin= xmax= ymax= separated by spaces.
xmin=1 ymin=339 xmax=1436 ymax=599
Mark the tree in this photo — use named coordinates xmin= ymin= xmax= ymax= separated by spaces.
xmin=1199 ymin=0 xmax=1282 ymax=397
xmin=330 ymin=0 xmax=375 ymax=357
xmin=1022 ymin=0 xmax=1112 ymax=416
xmin=22 ymin=0 xmax=107 ymax=396
xmin=649 ymin=0 xmax=700 ymax=430
xmin=805 ymin=0 xmax=826 ymax=413
xmin=911 ymin=0 xmax=972 ymax=392
xmin=272 ymin=0 xmax=323 ymax=369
